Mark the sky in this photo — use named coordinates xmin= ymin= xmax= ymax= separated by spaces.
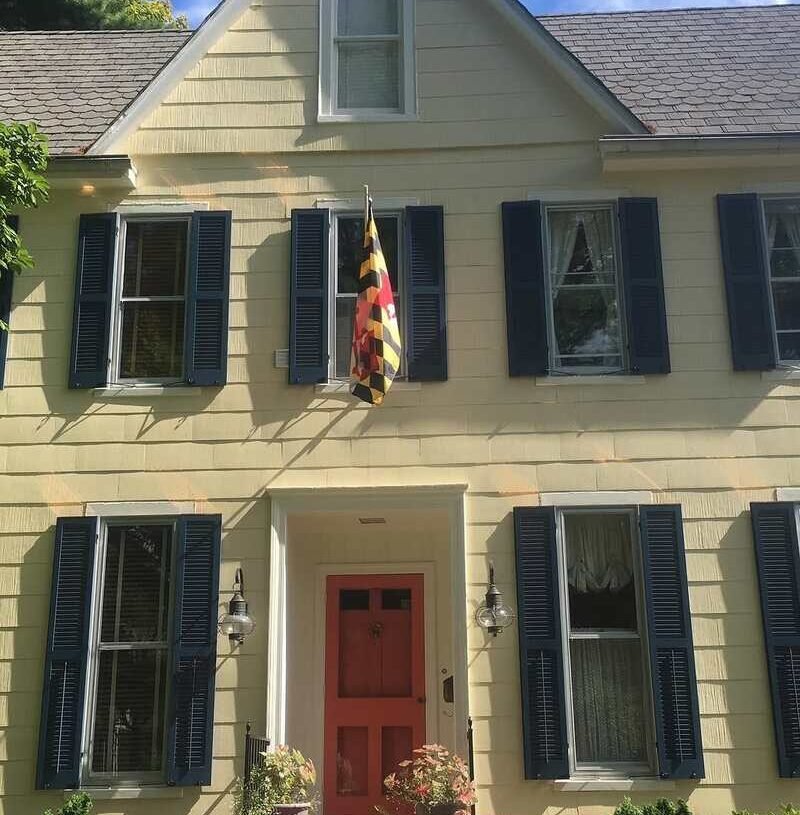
xmin=175 ymin=0 xmax=796 ymax=27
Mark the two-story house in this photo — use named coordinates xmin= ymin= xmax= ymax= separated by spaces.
xmin=3 ymin=2 xmax=800 ymax=813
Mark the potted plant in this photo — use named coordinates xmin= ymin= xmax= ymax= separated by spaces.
xmin=233 ymin=745 xmax=317 ymax=815
xmin=383 ymin=744 xmax=476 ymax=815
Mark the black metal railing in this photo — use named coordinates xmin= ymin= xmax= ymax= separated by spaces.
xmin=243 ymin=722 xmax=271 ymax=810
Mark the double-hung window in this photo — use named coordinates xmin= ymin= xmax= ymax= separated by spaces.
xmin=544 ymin=205 xmax=625 ymax=374
xmin=319 ymin=0 xmax=416 ymax=119
xmin=332 ymin=210 xmax=402 ymax=380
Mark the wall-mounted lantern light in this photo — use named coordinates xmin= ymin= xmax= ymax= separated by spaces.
xmin=218 ymin=568 xmax=256 ymax=644
xmin=475 ymin=562 xmax=515 ymax=637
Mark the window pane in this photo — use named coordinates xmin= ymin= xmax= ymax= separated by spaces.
xmin=570 ymin=638 xmax=648 ymax=764
xmin=91 ymin=649 xmax=168 ymax=775
xmin=336 ymin=297 xmax=356 ymax=379
xmin=778 ymin=331 xmax=800 ymax=362
xmin=338 ymin=0 xmax=398 ymax=35
xmin=123 ymin=221 xmax=187 ymax=298
xmin=338 ymin=41 xmax=399 ymax=110
xmin=337 ymin=216 xmax=399 ymax=294
xmin=548 ymin=209 xmax=617 ymax=282
xmin=101 ymin=526 xmax=172 ymax=644
xmin=119 ymin=302 xmax=185 ymax=380
xmin=552 ymin=287 xmax=622 ymax=368
xmin=565 ymin=514 xmax=637 ymax=630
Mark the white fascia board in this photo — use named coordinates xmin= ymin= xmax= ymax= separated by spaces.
xmin=489 ymin=0 xmax=647 ymax=135
xmin=87 ymin=0 xmax=252 ymax=156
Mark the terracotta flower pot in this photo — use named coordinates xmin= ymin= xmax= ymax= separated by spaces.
xmin=273 ymin=805 xmax=311 ymax=815
xmin=415 ymin=804 xmax=468 ymax=815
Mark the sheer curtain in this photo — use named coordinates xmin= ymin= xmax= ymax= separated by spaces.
xmin=566 ymin=513 xmax=632 ymax=594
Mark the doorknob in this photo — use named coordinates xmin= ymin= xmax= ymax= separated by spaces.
xmin=417 ymin=696 xmax=426 ymax=704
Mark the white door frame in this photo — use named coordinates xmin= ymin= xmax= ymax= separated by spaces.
xmin=266 ymin=484 xmax=469 ymax=756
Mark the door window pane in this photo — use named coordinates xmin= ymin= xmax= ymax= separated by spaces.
xmin=546 ymin=208 xmax=623 ymax=371
xmin=337 ymin=42 xmax=400 ymax=110
xmin=765 ymin=199 xmax=800 ymax=362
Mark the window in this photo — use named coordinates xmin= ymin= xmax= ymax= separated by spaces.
xmin=319 ymin=0 xmax=416 ymax=119
xmin=763 ymin=198 xmax=800 ymax=365
xmin=85 ymin=523 xmax=174 ymax=784
xmin=331 ymin=210 xmax=402 ymax=380
xmin=544 ymin=205 xmax=625 ymax=373
xmin=112 ymin=218 xmax=189 ymax=384
xmin=560 ymin=511 xmax=653 ymax=775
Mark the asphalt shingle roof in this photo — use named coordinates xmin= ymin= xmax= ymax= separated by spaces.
xmin=539 ymin=4 xmax=800 ymax=135
xmin=0 ymin=30 xmax=192 ymax=155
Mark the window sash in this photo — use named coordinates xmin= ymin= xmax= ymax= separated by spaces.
xmin=82 ymin=521 xmax=176 ymax=786
xmin=329 ymin=210 xmax=405 ymax=381
xmin=557 ymin=508 xmax=655 ymax=776
xmin=543 ymin=204 xmax=626 ymax=375
xmin=110 ymin=217 xmax=191 ymax=385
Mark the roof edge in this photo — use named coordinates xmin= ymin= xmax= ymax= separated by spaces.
xmin=87 ymin=0 xmax=251 ymax=155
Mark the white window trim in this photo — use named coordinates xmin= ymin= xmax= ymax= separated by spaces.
xmin=318 ymin=0 xmax=417 ymax=122
xmin=759 ymin=195 xmax=800 ymax=371
xmin=542 ymin=202 xmax=628 ymax=377
xmin=555 ymin=506 xmax=657 ymax=779
xmin=540 ymin=491 xmax=653 ymax=507
xmin=80 ymin=518 xmax=177 ymax=788
xmin=107 ymin=214 xmax=191 ymax=388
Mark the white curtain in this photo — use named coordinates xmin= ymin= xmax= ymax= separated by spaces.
xmin=548 ymin=210 xmax=580 ymax=294
xmin=769 ymin=210 xmax=800 ymax=268
xmin=581 ymin=209 xmax=614 ymax=275
xmin=566 ymin=514 xmax=633 ymax=594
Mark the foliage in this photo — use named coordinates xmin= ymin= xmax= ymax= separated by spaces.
xmin=383 ymin=744 xmax=476 ymax=810
xmin=614 ymin=798 xmax=692 ymax=815
xmin=0 ymin=122 xmax=49 ymax=327
xmin=0 ymin=0 xmax=188 ymax=30
xmin=43 ymin=791 xmax=93 ymax=815
xmin=233 ymin=746 xmax=317 ymax=815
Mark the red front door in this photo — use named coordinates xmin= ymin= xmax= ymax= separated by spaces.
xmin=324 ymin=574 xmax=426 ymax=815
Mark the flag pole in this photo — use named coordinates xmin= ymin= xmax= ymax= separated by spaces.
xmin=363 ymin=183 xmax=370 ymax=226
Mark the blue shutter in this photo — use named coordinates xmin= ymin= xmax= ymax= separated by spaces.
xmin=405 ymin=206 xmax=448 ymax=381
xmin=290 ymin=209 xmax=329 ymax=384
xmin=166 ymin=515 xmax=221 ymax=787
xmin=514 ymin=507 xmax=569 ymax=779
xmin=36 ymin=517 xmax=98 ymax=789
xmin=751 ymin=502 xmax=800 ymax=777
xmin=717 ymin=194 xmax=776 ymax=371
xmin=639 ymin=505 xmax=704 ymax=779
xmin=619 ymin=198 xmax=671 ymax=374
xmin=0 ymin=215 xmax=19 ymax=389
xmin=502 ymin=201 xmax=548 ymax=376
xmin=69 ymin=213 xmax=116 ymax=388
xmin=186 ymin=211 xmax=232 ymax=386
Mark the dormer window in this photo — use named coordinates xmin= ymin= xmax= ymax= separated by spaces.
xmin=319 ymin=0 xmax=416 ymax=121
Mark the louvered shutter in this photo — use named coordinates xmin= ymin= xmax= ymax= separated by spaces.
xmin=166 ymin=515 xmax=221 ymax=786
xmin=619 ymin=198 xmax=671 ymax=374
xmin=290 ymin=209 xmax=329 ymax=384
xmin=186 ymin=211 xmax=232 ymax=386
xmin=502 ymin=201 xmax=548 ymax=376
xmin=751 ymin=502 xmax=800 ymax=777
xmin=405 ymin=206 xmax=448 ymax=381
xmin=36 ymin=517 xmax=98 ymax=789
xmin=0 ymin=215 xmax=18 ymax=389
xmin=717 ymin=194 xmax=776 ymax=371
xmin=514 ymin=507 xmax=569 ymax=779
xmin=639 ymin=505 xmax=704 ymax=779
xmin=69 ymin=213 xmax=116 ymax=388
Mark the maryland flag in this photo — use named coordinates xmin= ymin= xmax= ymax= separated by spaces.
xmin=350 ymin=197 xmax=402 ymax=405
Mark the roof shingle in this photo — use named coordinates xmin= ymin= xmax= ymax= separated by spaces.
xmin=0 ymin=30 xmax=191 ymax=155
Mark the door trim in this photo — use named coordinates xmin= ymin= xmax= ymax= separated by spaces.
xmin=266 ymin=485 xmax=468 ymax=755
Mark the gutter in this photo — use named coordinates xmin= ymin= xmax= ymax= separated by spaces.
xmin=48 ymin=155 xmax=137 ymax=190
xmin=599 ymin=133 xmax=800 ymax=171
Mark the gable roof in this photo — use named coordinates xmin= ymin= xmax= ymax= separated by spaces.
xmin=540 ymin=4 xmax=800 ymax=135
xmin=0 ymin=30 xmax=191 ymax=155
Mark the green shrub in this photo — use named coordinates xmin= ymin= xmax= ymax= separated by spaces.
xmin=614 ymin=798 xmax=692 ymax=815
xmin=43 ymin=792 xmax=93 ymax=815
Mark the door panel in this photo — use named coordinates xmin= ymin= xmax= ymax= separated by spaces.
xmin=324 ymin=575 xmax=425 ymax=815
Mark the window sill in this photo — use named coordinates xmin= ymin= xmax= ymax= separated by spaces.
xmin=66 ymin=787 xmax=184 ymax=800
xmin=536 ymin=375 xmax=646 ymax=386
xmin=93 ymin=385 xmax=202 ymax=399
xmin=317 ymin=112 xmax=419 ymax=123
xmin=314 ymin=381 xmax=422 ymax=395
xmin=553 ymin=778 xmax=675 ymax=792
xmin=763 ymin=369 xmax=800 ymax=381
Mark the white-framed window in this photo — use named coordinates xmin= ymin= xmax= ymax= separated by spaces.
xmin=557 ymin=509 xmax=655 ymax=776
xmin=762 ymin=197 xmax=800 ymax=366
xmin=319 ymin=0 xmax=416 ymax=120
xmin=544 ymin=204 xmax=626 ymax=374
xmin=82 ymin=521 xmax=175 ymax=785
xmin=110 ymin=217 xmax=190 ymax=385
xmin=329 ymin=209 xmax=403 ymax=380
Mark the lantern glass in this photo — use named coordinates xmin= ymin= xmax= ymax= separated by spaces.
xmin=218 ymin=611 xmax=256 ymax=638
